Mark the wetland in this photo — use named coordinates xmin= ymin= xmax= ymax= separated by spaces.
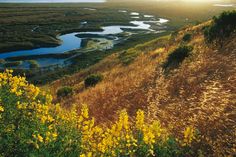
xmin=0 ymin=0 xmax=232 ymax=84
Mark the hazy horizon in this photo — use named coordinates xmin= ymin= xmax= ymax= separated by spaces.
xmin=0 ymin=0 xmax=235 ymax=3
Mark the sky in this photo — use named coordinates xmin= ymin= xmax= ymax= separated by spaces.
xmin=0 ymin=0 xmax=234 ymax=3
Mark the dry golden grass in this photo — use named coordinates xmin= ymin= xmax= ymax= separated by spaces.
xmin=147 ymin=28 xmax=236 ymax=156
xmin=49 ymin=48 xmax=167 ymax=122
xmin=47 ymin=22 xmax=236 ymax=156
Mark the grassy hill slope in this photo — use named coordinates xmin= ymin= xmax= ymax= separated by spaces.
xmin=47 ymin=15 xmax=236 ymax=156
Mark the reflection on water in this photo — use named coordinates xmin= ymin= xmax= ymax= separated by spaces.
xmin=131 ymin=16 xmax=140 ymax=19
xmin=144 ymin=15 xmax=154 ymax=18
xmin=130 ymin=12 xmax=139 ymax=16
xmin=0 ymin=18 xmax=168 ymax=59
xmin=213 ymin=4 xmax=235 ymax=7
xmin=118 ymin=10 xmax=127 ymax=13
xmin=0 ymin=9 xmax=169 ymax=68
xmin=0 ymin=33 xmax=82 ymax=59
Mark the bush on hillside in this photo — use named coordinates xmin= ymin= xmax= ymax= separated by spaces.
xmin=182 ymin=33 xmax=192 ymax=42
xmin=163 ymin=45 xmax=193 ymax=70
xmin=0 ymin=70 xmax=82 ymax=156
xmin=57 ymin=86 xmax=73 ymax=97
xmin=204 ymin=10 xmax=236 ymax=45
xmin=84 ymin=74 xmax=103 ymax=87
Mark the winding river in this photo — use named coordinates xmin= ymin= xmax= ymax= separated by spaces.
xmin=0 ymin=18 xmax=168 ymax=59
xmin=0 ymin=9 xmax=169 ymax=69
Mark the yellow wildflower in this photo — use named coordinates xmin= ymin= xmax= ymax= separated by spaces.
xmin=52 ymin=132 xmax=58 ymax=139
xmin=135 ymin=109 xmax=144 ymax=130
xmin=81 ymin=104 xmax=89 ymax=119
xmin=0 ymin=106 xmax=4 ymax=112
xmin=183 ymin=126 xmax=196 ymax=146
xmin=37 ymin=134 xmax=44 ymax=143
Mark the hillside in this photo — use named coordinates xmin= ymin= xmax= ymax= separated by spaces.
xmin=0 ymin=11 xmax=235 ymax=157
xmin=47 ymin=16 xmax=236 ymax=156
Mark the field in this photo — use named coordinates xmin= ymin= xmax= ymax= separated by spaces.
xmin=46 ymin=16 xmax=236 ymax=155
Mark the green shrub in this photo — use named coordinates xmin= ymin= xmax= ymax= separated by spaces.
xmin=204 ymin=11 xmax=236 ymax=45
xmin=0 ymin=70 xmax=82 ymax=156
xmin=84 ymin=74 xmax=103 ymax=87
xmin=154 ymin=137 xmax=182 ymax=156
xmin=182 ymin=33 xmax=192 ymax=42
xmin=57 ymin=86 xmax=73 ymax=97
xmin=163 ymin=45 xmax=193 ymax=70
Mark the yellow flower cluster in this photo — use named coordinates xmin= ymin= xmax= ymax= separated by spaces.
xmin=76 ymin=109 xmax=170 ymax=156
xmin=0 ymin=70 xmax=198 ymax=156
xmin=0 ymin=70 xmax=57 ymax=150
xmin=0 ymin=105 xmax=4 ymax=112
xmin=182 ymin=126 xmax=197 ymax=146
xmin=0 ymin=101 xmax=4 ymax=119
xmin=0 ymin=69 xmax=39 ymax=99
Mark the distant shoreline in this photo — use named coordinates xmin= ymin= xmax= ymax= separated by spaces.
xmin=213 ymin=4 xmax=235 ymax=7
xmin=0 ymin=0 xmax=106 ymax=3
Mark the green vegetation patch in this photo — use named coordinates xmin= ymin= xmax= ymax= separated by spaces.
xmin=182 ymin=33 xmax=192 ymax=42
xmin=163 ymin=45 xmax=193 ymax=70
xmin=204 ymin=10 xmax=236 ymax=45
xmin=84 ymin=74 xmax=103 ymax=88
xmin=56 ymin=86 xmax=73 ymax=97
